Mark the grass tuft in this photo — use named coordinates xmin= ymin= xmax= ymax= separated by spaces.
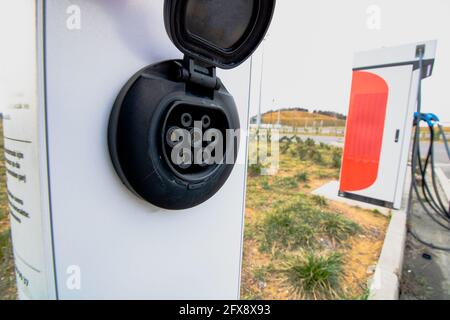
xmin=281 ymin=251 xmax=343 ymax=299
xmin=320 ymin=213 xmax=361 ymax=242
xmin=311 ymin=195 xmax=328 ymax=207
xmin=256 ymin=196 xmax=361 ymax=252
xmin=274 ymin=177 xmax=298 ymax=190
xmin=294 ymin=172 xmax=309 ymax=183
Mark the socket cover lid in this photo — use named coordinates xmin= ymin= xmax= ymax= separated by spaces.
xmin=164 ymin=0 xmax=276 ymax=69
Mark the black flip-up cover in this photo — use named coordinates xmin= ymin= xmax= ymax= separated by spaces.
xmin=164 ymin=0 xmax=276 ymax=69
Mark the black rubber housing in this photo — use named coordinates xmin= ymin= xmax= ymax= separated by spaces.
xmin=164 ymin=0 xmax=276 ymax=69
xmin=108 ymin=60 xmax=240 ymax=210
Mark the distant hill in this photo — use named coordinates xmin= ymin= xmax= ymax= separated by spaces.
xmin=257 ymin=109 xmax=346 ymax=127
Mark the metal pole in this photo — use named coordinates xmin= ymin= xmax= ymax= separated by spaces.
xmin=257 ymin=42 xmax=265 ymax=130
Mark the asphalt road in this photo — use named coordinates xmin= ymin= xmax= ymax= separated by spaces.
xmin=295 ymin=134 xmax=450 ymax=179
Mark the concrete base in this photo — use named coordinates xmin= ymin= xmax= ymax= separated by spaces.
xmin=312 ymin=181 xmax=392 ymax=216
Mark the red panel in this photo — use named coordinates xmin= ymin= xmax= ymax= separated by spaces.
xmin=340 ymin=71 xmax=389 ymax=192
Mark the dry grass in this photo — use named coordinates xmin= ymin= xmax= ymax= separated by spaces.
xmin=241 ymin=139 xmax=389 ymax=300
xmin=0 ymin=122 xmax=17 ymax=300
xmin=262 ymin=110 xmax=346 ymax=127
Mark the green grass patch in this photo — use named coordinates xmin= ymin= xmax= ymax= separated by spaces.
xmin=311 ymin=195 xmax=328 ymax=207
xmin=252 ymin=266 xmax=269 ymax=283
xmin=248 ymin=163 xmax=263 ymax=177
xmin=281 ymin=251 xmax=343 ymax=299
xmin=256 ymin=196 xmax=361 ymax=252
xmin=294 ymin=172 xmax=309 ymax=183
xmin=273 ymin=177 xmax=299 ymax=190
xmin=260 ymin=179 xmax=272 ymax=191
xmin=331 ymin=149 xmax=342 ymax=169
xmin=321 ymin=213 xmax=361 ymax=242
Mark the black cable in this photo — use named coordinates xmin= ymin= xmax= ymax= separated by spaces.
xmin=407 ymin=49 xmax=450 ymax=251
xmin=418 ymin=125 xmax=450 ymax=218
xmin=438 ymin=124 xmax=450 ymax=160
xmin=417 ymin=125 xmax=444 ymax=215
xmin=429 ymin=132 xmax=450 ymax=217
xmin=409 ymin=229 xmax=450 ymax=252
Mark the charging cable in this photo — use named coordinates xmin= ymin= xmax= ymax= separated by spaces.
xmin=407 ymin=48 xmax=450 ymax=251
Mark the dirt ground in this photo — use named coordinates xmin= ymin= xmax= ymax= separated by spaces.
xmin=241 ymin=140 xmax=389 ymax=300
xmin=241 ymin=202 xmax=388 ymax=300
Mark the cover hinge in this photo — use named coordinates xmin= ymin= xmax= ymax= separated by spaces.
xmin=179 ymin=56 xmax=220 ymax=90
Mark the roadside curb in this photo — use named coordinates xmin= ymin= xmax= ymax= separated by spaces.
xmin=369 ymin=208 xmax=407 ymax=300
xmin=435 ymin=168 xmax=450 ymax=200
xmin=369 ymin=173 xmax=411 ymax=300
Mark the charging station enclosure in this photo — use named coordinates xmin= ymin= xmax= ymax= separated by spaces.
xmin=2 ymin=0 xmax=262 ymax=299
xmin=339 ymin=41 xmax=437 ymax=209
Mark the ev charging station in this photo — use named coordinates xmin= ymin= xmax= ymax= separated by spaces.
xmin=2 ymin=0 xmax=275 ymax=299
xmin=339 ymin=41 xmax=437 ymax=210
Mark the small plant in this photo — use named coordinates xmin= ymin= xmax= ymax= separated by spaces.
xmin=311 ymin=195 xmax=328 ymax=207
xmin=294 ymin=137 xmax=303 ymax=144
xmin=248 ymin=163 xmax=263 ymax=177
xmin=261 ymin=179 xmax=272 ymax=191
xmin=281 ymin=251 xmax=343 ymax=299
xmin=296 ymin=145 xmax=309 ymax=160
xmin=279 ymin=137 xmax=293 ymax=155
xmin=331 ymin=149 xmax=342 ymax=169
xmin=258 ymin=209 xmax=316 ymax=252
xmin=257 ymin=197 xmax=323 ymax=251
xmin=310 ymin=149 xmax=324 ymax=165
xmin=319 ymin=142 xmax=331 ymax=150
xmin=320 ymin=213 xmax=361 ymax=242
xmin=316 ymin=170 xmax=333 ymax=180
xmin=274 ymin=177 xmax=298 ymax=190
xmin=253 ymin=266 xmax=268 ymax=283
xmin=305 ymin=138 xmax=315 ymax=147
xmin=295 ymin=172 xmax=309 ymax=183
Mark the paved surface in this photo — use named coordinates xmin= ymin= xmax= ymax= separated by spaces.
xmin=419 ymin=141 xmax=450 ymax=179
xmin=400 ymin=174 xmax=450 ymax=300
xmin=312 ymin=181 xmax=391 ymax=216
xmin=295 ymin=134 xmax=449 ymax=178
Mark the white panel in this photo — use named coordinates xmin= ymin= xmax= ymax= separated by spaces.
xmin=354 ymin=40 xmax=437 ymax=70
xmin=354 ymin=66 xmax=413 ymax=204
xmin=44 ymin=0 xmax=249 ymax=299
xmin=342 ymin=41 xmax=437 ymax=209
xmin=393 ymin=70 xmax=421 ymax=209
xmin=1 ymin=0 xmax=55 ymax=299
